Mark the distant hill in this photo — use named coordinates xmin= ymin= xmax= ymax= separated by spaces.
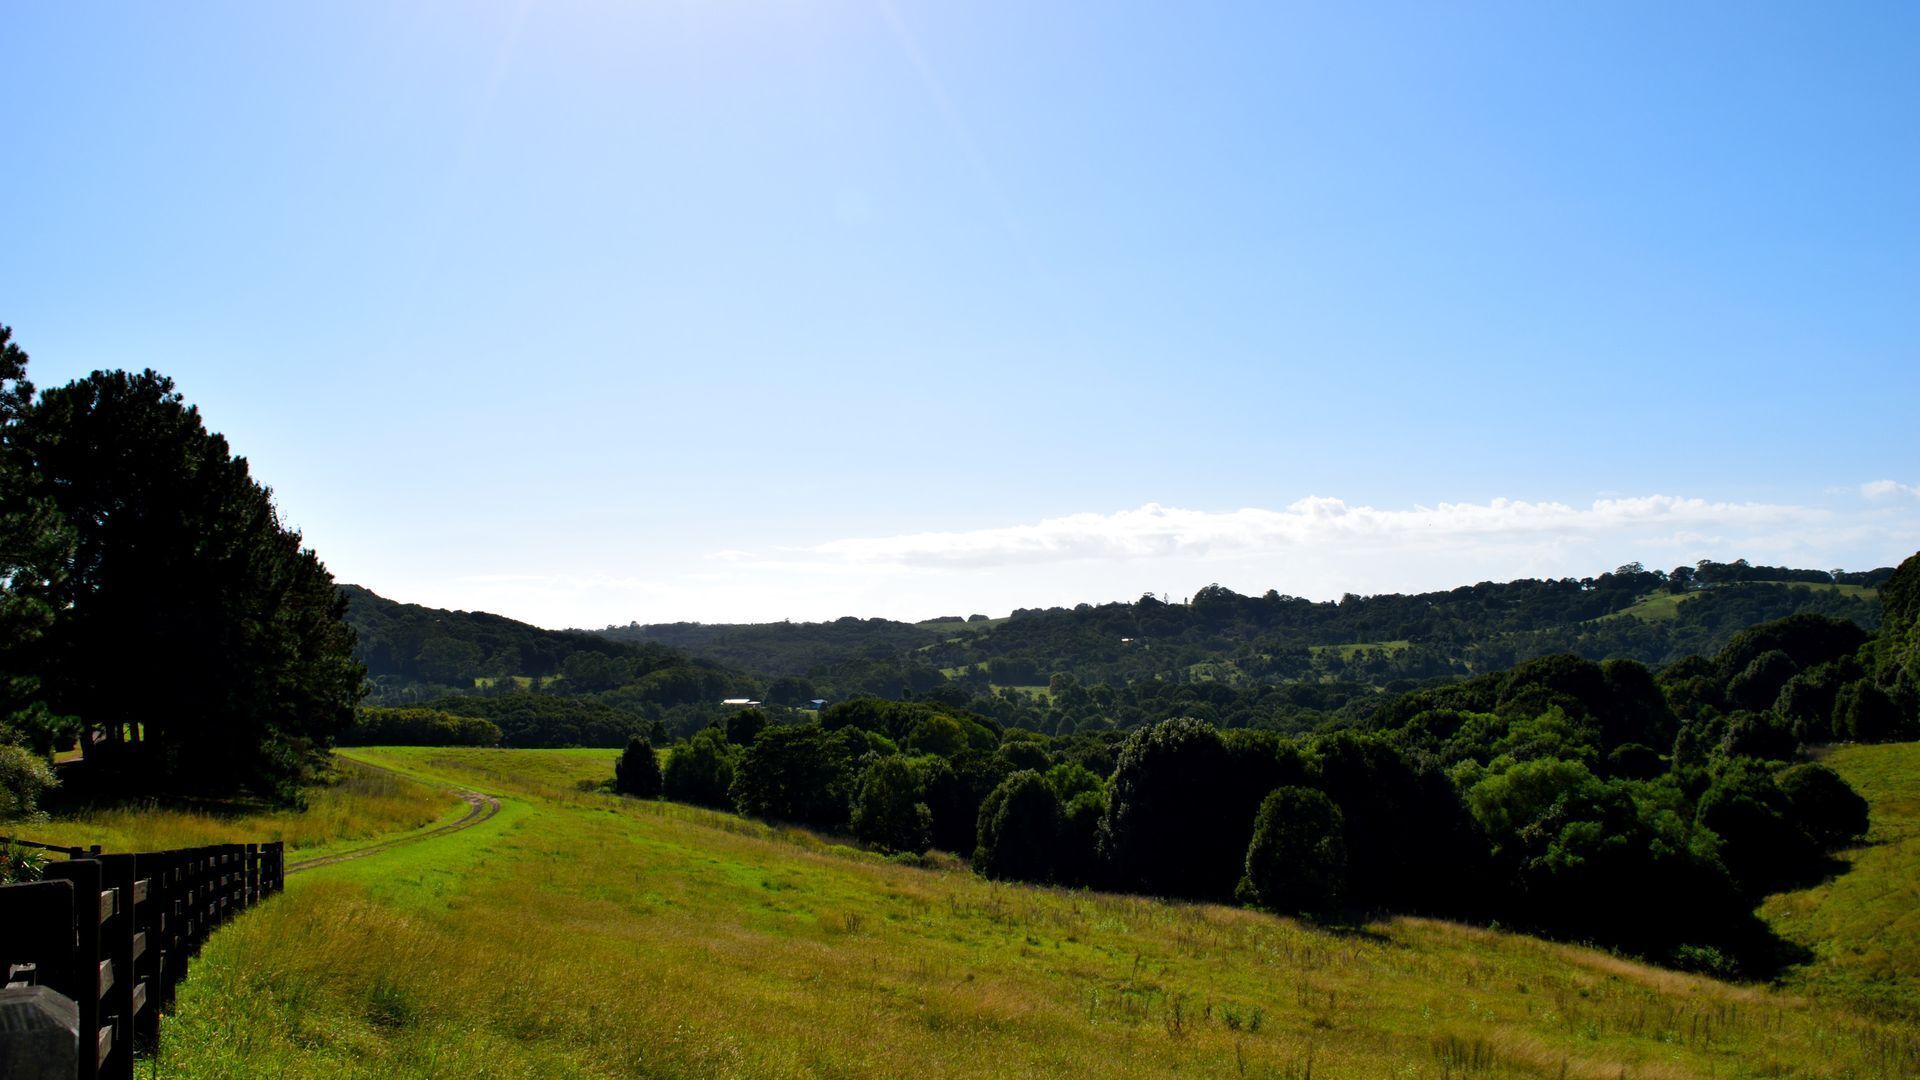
xmin=588 ymin=561 xmax=1891 ymax=700
xmin=341 ymin=584 xmax=667 ymax=682
xmin=341 ymin=584 xmax=741 ymax=697
xmin=595 ymin=617 xmax=947 ymax=676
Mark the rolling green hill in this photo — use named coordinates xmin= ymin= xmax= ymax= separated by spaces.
xmin=589 ymin=563 xmax=1889 ymax=703
xmin=136 ymin=745 xmax=1918 ymax=1078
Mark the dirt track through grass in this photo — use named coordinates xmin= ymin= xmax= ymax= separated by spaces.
xmin=286 ymin=759 xmax=501 ymax=874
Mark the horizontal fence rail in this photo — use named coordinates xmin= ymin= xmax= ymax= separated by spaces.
xmin=0 ymin=838 xmax=284 ymax=1080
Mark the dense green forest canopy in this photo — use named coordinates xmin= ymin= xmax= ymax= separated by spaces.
xmin=334 ymin=558 xmax=1895 ymax=752
xmin=344 ymin=583 xmax=687 ymax=687
xmin=609 ymin=553 xmax=1920 ymax=977
xmin=585 ymin=562 xmax=1887 ymax=708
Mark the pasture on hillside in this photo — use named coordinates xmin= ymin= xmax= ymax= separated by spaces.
xmin=1762 ymin=742 xmax=1920 ymax=1021
xmin=129 ymin=744 xmax=1920 ymax=1078
xmin=24 ymin=760 xmax=465 ymax=860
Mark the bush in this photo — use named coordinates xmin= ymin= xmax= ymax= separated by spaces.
xmin=1696 ymin=760 xmax=1818 ymax=896
xmin=1239 ymin=786 xmax=1346 ymax=915
xmin=1834 ymin=680 xmax=1904 ymax=742
xmin=1720 ymin=711 xmax=1796 ymax=761
xmin=849 ymin=755 xmax=933 ymax=854
xmin=662 ymin=727 xmax=737 ymax=808
xmin=725 ymin=708 xmax=768 ymax=746
xmin=1055 ymin=789 xmax=1106 ymax=887
xmin=1776 ymin=762 xmax=1869 ymax=850
xmin=1726 ymin=649 xmax=1798 ymax=712
xmin=0 ymin=840 xmax=48 ymax=884
xmin=973 ymin=770 xmax=1060 ymax=883
xmin=729 ymin=722 xmax=856 ymax=830
xmin=614 ymin=736 xmax=663 ymax=798
xmin=1097 ymin=718 xmax=1243 ymax=899
xmin=1604 ymin=742 xmax=1663 ymax=780
xmin=0 ymin=744 xmax=56 ymax=820
xmin=341 ymin=707 xmax=502 ymax=747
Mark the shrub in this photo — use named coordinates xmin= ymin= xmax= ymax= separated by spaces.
xmin=614 ymin=736 xmax=662 ymax=798
xmin=1776 ymin=762 xmax=1869 ymax=850
xmin=973 ymin=770 xmax=1060 ymax=883
xmin=341 ymin=707 xmax=502 ymax=747
xmin=662 ymin=728 xmax=737 ymax=808
xmin=0 ymin=744 xmax=56 ymax=820
xmin=1726 ymin=649 xmax=1798 ymax=713
xmin=1696 ymin=759 xmax=1819 ymax=896
xmin=1097 ymin=718 xmax=1243 ymax=899
xmin=1719 ymin=711 xmax=1796 ymax=761
xmin=0 ymin=840 xmax=48 ymax=884
xmin=1239 ymin=786 xmax=1346 ymax=915
xmin=849 ymin=755 xmax=932 ymax=855
xmin=725 ymin=708 xmax=768 ymax=746
xmin=729 ymin=722 xmax=855 ymax=830
xmin=1834 ymin=680 xmax=1904 ymax=742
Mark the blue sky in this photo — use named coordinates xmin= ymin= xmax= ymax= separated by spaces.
xmin=4 ymin=2 xmax=1915 ymax=627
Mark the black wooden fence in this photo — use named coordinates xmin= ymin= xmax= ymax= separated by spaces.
xmin=0 ymin=838 xmax=285 ymax=1080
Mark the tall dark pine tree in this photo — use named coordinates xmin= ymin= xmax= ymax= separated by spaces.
xmin=12 ymin=368 xmax=362 ymax=800
xmin=0 ymin=326 xmax=74 ymax=763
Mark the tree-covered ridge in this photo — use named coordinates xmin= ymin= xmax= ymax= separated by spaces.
xmin=342 ymin=583 xmax=760 ymax=702
xmin=595 ymin=616 xmax=947 ymax=678
xmin=342 ymin=586 xmax=773 ymax=746
xmin=592 ymin=563 xmax=1887 ymax=702
xmin=344 ymin=584 xmax=678 ymax=686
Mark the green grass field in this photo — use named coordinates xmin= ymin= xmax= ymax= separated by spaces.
xmin=122 ymin=744 xmax=1920 ymax=1078
xmin=1761 ymin=742 xmax=1920 ymax=1021
xmin=1307 ymin=640 xmax=1413 ymax=659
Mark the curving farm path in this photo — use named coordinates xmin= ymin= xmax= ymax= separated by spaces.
xmin=286 ymin=758 xmax=502 ymax=875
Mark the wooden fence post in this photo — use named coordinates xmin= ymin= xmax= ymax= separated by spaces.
xmin=43 ymin=858 xmax=111 ymax=1080
xmin=185 ymin=848 xmax=209 ymax=959
xmin=131 ymin=851 xmax=173 ymax=1051
xmin=96 ymin=854 xmax=141 ymax=1080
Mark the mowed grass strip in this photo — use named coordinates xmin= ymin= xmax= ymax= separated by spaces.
xmin=24 ymin=757 xmax=465 ymax=858
xmin=148 ymin=747 xmax=1918 ymax=1079
xmin=1763 ymin=741 xmax=1920 ymax=1020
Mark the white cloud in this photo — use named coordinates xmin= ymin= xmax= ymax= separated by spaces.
xmin=386 ymin=491 xmax=1916 ymax=627
xmin=806 ymin=496 xmax=1827 ymax=569
xmin=1862 ymin=479 xmax=1920 ymax=500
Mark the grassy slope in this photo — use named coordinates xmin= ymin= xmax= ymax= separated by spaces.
xmin=1761 ymin=742 xmax=1920 ymax=1020
xmin=149 ymin=747 xmax=1917 ymax=1079
xmin=22 ymin=758 xmax=467 ymax=860
xmin=1606 ymin=583 xmax=1878 ymax=624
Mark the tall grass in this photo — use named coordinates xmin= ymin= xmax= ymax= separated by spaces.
xmin=148 ymin=746 xmax=1920 ymax=1079
xmin=21 ymin=759 xmax=462 ymax=857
